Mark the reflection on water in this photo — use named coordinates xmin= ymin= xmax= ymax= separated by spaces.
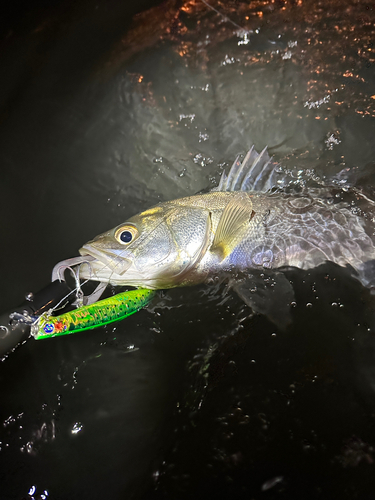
xmin=1 ymin=0 xmax=375 ymax=498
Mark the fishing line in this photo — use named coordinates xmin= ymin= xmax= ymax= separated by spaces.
xmin=200 ymin=0 xmax=248 ymax=33
xmin=46 ymin=278 xmax=91 ymax=316
xmin=48 ymin=260 xmax=104 ymax=315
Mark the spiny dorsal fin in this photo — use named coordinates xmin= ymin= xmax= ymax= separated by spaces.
xmin=216 ymin=146 xmax=279 ymax=193
xmin=211 ymin=192 xmax=255 ymax=260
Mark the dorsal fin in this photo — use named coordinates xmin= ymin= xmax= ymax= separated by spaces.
xmin=216 ymin=146 xmax=280 ymax=193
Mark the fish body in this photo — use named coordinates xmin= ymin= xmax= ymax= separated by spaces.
xmin=78 ymin=147 xmax=375 ymax=326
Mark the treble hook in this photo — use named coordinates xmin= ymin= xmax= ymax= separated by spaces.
xmin=51 ymin=255 xmax=107 ymax=308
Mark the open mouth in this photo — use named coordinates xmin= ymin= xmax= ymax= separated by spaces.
xmin=79 ymin=244 xmax=132 ymax=276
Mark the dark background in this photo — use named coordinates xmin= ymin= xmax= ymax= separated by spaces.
xmin=1 ymin=1 xmax=375 ymax=499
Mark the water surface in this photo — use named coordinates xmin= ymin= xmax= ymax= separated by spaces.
xmin=1 ymin=0 xmax=375 ymax=498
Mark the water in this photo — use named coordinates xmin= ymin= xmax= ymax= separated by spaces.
xmin=1 ymin=0 xmax=375 ymax=498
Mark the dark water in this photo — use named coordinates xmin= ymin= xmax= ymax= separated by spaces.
xmin=1 ymin=0 xmax=375 ymax=498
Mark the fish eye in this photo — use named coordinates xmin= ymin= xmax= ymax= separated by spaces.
xmin=120 ymin=230 xmax=132 ymax=243
xmin=115 ymin=224 xmax=138 ymax=245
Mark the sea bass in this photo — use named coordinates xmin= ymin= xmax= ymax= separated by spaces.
xmin=79 ymin=147 xmax=375 ymax=328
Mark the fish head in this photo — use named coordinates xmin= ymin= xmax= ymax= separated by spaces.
xmin=79 ymin=202 xmax=212 ymax=288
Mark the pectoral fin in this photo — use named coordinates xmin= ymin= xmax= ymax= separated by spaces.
xmin=233 ymin=271 xmax=294 ymax=330
xmin=211 ymin=193 xmax=255 ymax=260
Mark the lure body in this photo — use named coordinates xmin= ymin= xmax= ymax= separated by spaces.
xmin=33 ymin=289 xmax=155 ymax=339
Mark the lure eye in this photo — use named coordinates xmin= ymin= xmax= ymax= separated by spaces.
xmin=115 ymin=225 xmax=138 ymax=245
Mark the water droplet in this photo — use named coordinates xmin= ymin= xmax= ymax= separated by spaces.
xmin=179 ymin=113 xmax=195 ymax=123
xmin=28 ymin=485 xmax=36 ymax=496
xmin=261 ymin=476 xmax=284 ymax=491
xmin=71 ymin=422 xmax=83 ymax=435
xmin=306 ymin=302 xmax=313 ymax=308
xmin=198 ymin=131 xmax=209 ymax=142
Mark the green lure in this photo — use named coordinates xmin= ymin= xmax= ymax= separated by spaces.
xmin=32 ymin=288 xmax=156 ymax=340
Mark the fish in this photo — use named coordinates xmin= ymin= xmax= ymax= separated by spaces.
xmin=78 ymin=146 xmax=375 ymax=328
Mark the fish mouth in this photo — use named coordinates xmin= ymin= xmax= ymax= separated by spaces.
xmin=79 ymin=244 xmax=132 ymax=278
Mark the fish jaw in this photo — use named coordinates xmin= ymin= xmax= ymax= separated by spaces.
xmin=77 ymin=252 xmax=146 ymax=287
xmin=78 ymin=244 xmax=176 ymax=289
xmin=79 ymin=243 xmax=132 ymax=276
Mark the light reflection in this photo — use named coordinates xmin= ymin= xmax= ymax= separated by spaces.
xmin=304 ymin=95 xmax=331 ymax=109
xmin=71 ymin=422 xmax=84 ymax=435
xmin=325 ymin=133 xmax=341 ymax=150
xmin=27 ymin=485 xmax=49 ymax=500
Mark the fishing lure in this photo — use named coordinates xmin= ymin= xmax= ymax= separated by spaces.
xmin=32 ymin=288 xmax=155 ymax=340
